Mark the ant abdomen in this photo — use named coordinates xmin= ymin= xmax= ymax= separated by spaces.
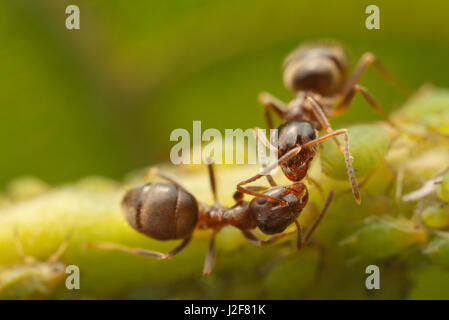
xmin=249 ymin=184 xmax=309 ymax=235
xmin=283 ymin=42 xmax=348 ymax=96
xmin=121 ymin=182 xmax=198 ymax=241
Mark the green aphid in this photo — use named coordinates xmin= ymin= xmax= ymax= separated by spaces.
xmin=5 ymin=176 xmax=49 ymax=202
xmin=0 ymin=231 xmax=69 ymax=299
xmin=342 ymin=217 xmax=427 ymax=260
xmin=422 ymin=204 xmax=449 ymax=229
xmin=320 ymin=123 xmax=392 ymax=181
xmin=438 ymin=174 xmax=449 ymax=202
xmin=424 ymin=236 xmax=449 ymax=268
xmin=392 ymin=86 xmax=449 ymax=135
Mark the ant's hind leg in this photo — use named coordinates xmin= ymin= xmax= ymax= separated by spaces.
xmin=332 ymin=84 xmax=392 ymax=125
xmin=147 ymin=167 xmax=188 ymax=192
xmin=87 ymin=237 xmax=192 ymax=260
xmin=258 ymin=92 xmax=287 ymax=130
xmin=341 ymin=52 xmax=411 ymax=98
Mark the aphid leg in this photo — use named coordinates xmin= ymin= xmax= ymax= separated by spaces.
xmin=402 ymin=166 xmax=449 ymax=202
xmin=254 ymin=128 xmax=278 ymax=187
xmin=258 ymin=91 xmax=287 ymax=130
xmin=301 ymin=188 xmax=334 ymax=248
xmin=203 ymin=229 xmax=219 ymax=275
xmin=236 ymin=146 xmax=302 ymax=204
xmin=13 ymin=226 xmax=36 ymax=264
xmin=87 ymin=237 xmax=192 ymax=260
xmin=205 ymin=157 xmax=219 ymax=204
xmin=306 ymin=95 xmax=350 ymax=161
xmin=241 ymin=227 xmax=297 ymax=246
xmin=341 ymin=52 xmax=411 ymax=97
xmin=301 ymin=130 xmax=360 ymax=204
xmin=332 ymin=85 xmax=392 ymax=125
xmin=147 ymin=167 xmax=188 ymax=192
xmin=47 ymin=233 xmax=72 ymax=263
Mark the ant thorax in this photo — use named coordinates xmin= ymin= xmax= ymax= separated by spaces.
xmin=197 ymin=201 xmax=256 ymax=231
xmin=284 ymin=93 xmax=324 ymax=130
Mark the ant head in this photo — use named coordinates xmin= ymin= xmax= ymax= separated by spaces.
xmin=249 ymin=183 xmax=309 ymax=235
xmin=122 ymin=182 xmax=198 ymax=240
xmin=282 ymin=41 xmax=348 ymax=96
xmin=277 ymin=121 xmax=317 ymax=181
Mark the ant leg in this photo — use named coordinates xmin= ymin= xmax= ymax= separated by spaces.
xmin=258 ymin=92 xmax=287 ymax=130
xmin=306 ymin=96 xmax=350 ymax=160
xmin=233 ymin=186 xmax=268 ymax=204
xmin=341 ymin=52 xmax=411 ymax=98
xmin=241 ymin=227 xmax=297 ymax=246
xmin=203 ymin=230 xmax=219 ymax=275
xmin=332 ymin=85 xmax=392 ymax=125
xmin=87 ymin=236 xmax=192 ymax=260
xmin=301 ymin=130 xmax=360 ymax=204
xmin=13 ymin=226 xmax=36 ymax=264
xmin=205 ymin=157 xmax=219 ymax=204
xmin=254 ymin=128 xmax=278 ymax=187
xmin=236 ymin=146 xmax=302 ymax=204
xmin=47 ymin=233 xmax=72 ymax=263
xmin=147 ymin=167 xmax=188 ymax=192
xmin=301 ymin=188 xmax=334 ymax=248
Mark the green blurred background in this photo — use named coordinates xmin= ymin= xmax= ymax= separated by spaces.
xmin=1 ymin=0 xmax=449 ymax=188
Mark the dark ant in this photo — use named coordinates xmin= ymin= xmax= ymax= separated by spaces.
xmin=238 ymin=41 xmax=406 ymax=204
xmin=89 ymin=159 xmax=334 ymax=275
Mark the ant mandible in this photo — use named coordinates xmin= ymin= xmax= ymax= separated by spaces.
xmin=238 ymin=41 xmax=405 ymax=204
xmin=89 ymin=159 xmax=334 ymax=275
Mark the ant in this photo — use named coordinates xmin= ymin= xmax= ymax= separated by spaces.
xmin=238 ymin=41 xmax=406 ymax=204
xmin=89 ymin=159 xmax=334 ymax=275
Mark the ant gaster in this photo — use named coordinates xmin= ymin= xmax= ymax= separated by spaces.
xmin=90 ymin=160 xmax=334 ymax=275
xmin=238 ymin=41 xmax=406 ymax=204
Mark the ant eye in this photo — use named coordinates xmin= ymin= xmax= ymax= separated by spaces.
xmin=257 ymin=198 xmax=267 ymax=205
xmin=301 ymin=194 xmax=308 ymax=203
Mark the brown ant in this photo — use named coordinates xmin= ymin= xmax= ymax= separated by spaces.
xmin=238 ymin=41 xmax=406 ymax=204
xmin=89 ymin=159 xmax=334 ymax=275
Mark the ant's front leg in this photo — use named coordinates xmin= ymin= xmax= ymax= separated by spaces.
xmin=236 ymin=146 xmax=302 ymax=204
xmin=241 ymin=227 xmax=297 ymax=247
xmin=258 ymin=92 xmax=287 ymax=131
xmin=306 ymin=95 xmax=350 ymax=160
xmin=301 ymin=130 xmax=360 ymax=203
